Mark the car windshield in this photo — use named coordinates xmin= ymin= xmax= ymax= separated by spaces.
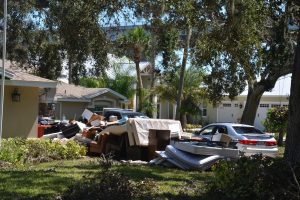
xmin=233 ymin=126 xmax=264 ymax=134
xmin=122 ymin=112 xmax=148 ymax=119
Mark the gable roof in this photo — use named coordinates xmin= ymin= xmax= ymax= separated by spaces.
xmin=0 ymin=60 xmax=57 ymax=88
xmin=54 ymin=82 xmax=128 ymax=102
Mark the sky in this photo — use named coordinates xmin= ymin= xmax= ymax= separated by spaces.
xmin=241 ymin=74 xmax=291 ymax=96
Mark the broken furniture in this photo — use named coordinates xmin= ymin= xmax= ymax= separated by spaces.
xmin=148 ymin=129 xmax=171 ymax=160
xmin=89 ymin=133 xmax=109 ymax=154
xmin=92 ymin=118 xmax=182 ymax=161
xmin=61 ymin=122 xmax=86 ymax=139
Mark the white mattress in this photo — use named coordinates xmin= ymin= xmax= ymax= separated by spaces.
xmin=172 ymin=141 xmax=240 ymax=158
xmin=98 ymin=118 xmax=183 ymax=146
xmin=165 ymin=145 xmax=222 ymax=170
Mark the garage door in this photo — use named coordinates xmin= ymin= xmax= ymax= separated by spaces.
xmin=255 ymin=103 xmax=289 ymax=131
xmin=218 ymin=102 xmax=240 ymax=123
xmin=254 ymin=103 xmax=269 ymax=131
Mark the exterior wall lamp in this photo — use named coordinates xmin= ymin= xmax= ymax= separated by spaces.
xmin=11 ymin=88 xmax=20 ymax=102
xmin=239 ymin=103 xmax=243 ymax=109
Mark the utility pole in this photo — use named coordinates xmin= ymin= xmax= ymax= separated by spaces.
xmin=0 ymin=0 xmax=7 ymax=147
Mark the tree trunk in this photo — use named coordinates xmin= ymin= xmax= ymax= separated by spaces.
xmin=175 ymin=25 xmax=192 ymax=121
xmin=240 ymin=84 xmax=265 ymax=125
xmin=149 ymin=58 xmax=156 ymax=118
xmin=284 ymin=30 xmax=300 ymax=165
xmin=278 ymin=130 xmax=284 ymax=147
xmin=68 ymin=56 xmax=73 ymax=84
xmin=180 ymin=113 xmax=187 ymax=128
xmin=135 ymin=61 xmax=144 ymax=112
xmin=148 ymin=35 xmax=157 ymax=118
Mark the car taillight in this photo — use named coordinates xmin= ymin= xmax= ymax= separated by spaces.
xmin=265 ymin=141 xmax=277 ymax=146
xmin=238 ymin=140 xmax=257 ymax=145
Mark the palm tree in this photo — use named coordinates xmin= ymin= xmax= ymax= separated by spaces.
xmin=155 ymin=67 xmax=206 ymax=127
xmin=79 ymin=57 xmax=136 ymax=100
xmin=117 ymin=27 xmax=150 ymax=111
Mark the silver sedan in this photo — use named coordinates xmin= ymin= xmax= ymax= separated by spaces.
xmin=192 ymin=123 xmax=278 ymax=157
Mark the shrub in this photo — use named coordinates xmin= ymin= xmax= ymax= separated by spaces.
xmin=0 ymin=138 xmax=86 ymax=165
xmin=24 ymin=139 xmax=86 ymax=163
xmin=184 ymin=124 xmax=202 ymax=132
xmin=0 ymin=138 xmax=27 ymax=164
xmin=186 ymin=124 xmax=200 ymax=129
xmin=205 ymin=155 xmax=300 ymax=200
xmin=263 ymin=107 xmax=288 ymax=146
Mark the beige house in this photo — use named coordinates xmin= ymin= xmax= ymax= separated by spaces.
xmin=41 ymin=82 xmax=128 ymax=120
xmin=0 ymin=63 xmax=57 ymax=138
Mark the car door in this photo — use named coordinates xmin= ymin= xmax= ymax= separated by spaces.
xmin=196 ymin=125 xmax=218 ymax=140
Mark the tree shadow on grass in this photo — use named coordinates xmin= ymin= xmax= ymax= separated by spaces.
xmin=0 ymin=169 xmax=79 ymax=200
xmin=112 ymin=164 xmax=210 ymax=199
xmin=113 ymin=164 xmax=213 ymax=182
xmin=157 ymin=192 xmax=205 ymax=200
xmin=0 ymin=190 xmax=54 ymax=200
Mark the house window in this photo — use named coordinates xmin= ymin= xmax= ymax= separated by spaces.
xmin=223 ymin=103 xmax=231 ymax=107
xmin=283 ymin=104 xmax=288 ymax=107
xmin=94 ymin=105 xmax=103 ymax=112
xmin=234 ymin=103 xmax=239 ymax=107
xmin=271 ymin=104 xmax=281 ymax=108
xmin=260 ymin=104 xmax=269 ymax=108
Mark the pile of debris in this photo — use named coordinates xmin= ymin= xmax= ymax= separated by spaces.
xmin=41 ymin=109 xmax=183 ymax=161
xmin=41 ymin=108 xmax=245 ymax=171
xmin=41 ymin=109 xmax=118 ymax=144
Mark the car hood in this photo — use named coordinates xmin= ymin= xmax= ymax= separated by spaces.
xmin=241 ymin=134 xmax=274 ymax=140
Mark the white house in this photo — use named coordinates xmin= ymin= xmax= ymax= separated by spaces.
xmin=150 ymin=73 xmax=291 ymax=131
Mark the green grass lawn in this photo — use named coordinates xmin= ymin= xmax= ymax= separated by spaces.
xmin=0 ymin=147 xmax=285 ymax=200
xmin=113 ymin=163 xmax=213 ymax=199
xmin=0 ymin=157 xmax=99 ymax=199
xmin=278 ymin=146 xmax=285 ymax=157
xmin=0 ymin=157 xmax=213 ymax=200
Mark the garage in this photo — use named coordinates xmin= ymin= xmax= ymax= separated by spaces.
xmin=254 ymin=102 xmax=289 ymax=131
xmin=217 ymin=102 xmax=241 ymax=123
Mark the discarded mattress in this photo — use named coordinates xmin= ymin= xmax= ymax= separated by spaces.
xmin=152 ymin=145 xmax=222 ymax=170
xmin=126 ymin=118 xmax=183 ymax=146
xmin=171 ymin=141 xmax=240 ymax=158
xmin=154 ymin=151 xmax=191 ymax=169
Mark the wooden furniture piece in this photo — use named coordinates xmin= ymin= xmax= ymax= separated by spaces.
xmin=148 ymin=129 xmax=171 ymax=161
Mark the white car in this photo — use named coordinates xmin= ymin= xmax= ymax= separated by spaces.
xmin=192 ymin=123 xmax=278 ymax=157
